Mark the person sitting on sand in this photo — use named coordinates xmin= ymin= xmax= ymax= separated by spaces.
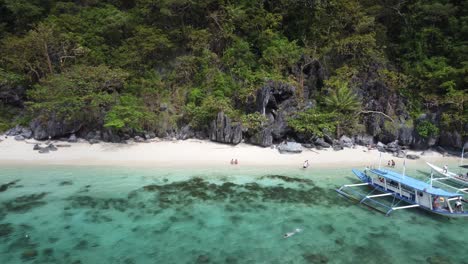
xmin=234 ymin=159 xmax=238 ymax=165
xmin=387 ymin=160 xmax=391 ymax=167
xmin=391 ymin=160 xmax=395 ymax=168
xmin=303 ymin=160 xmax=309 ymax=169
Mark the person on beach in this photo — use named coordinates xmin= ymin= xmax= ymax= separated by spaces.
xmin=234 ymin=159 xmax=238 ymax=165
xmin=391 ymin=160 xmax=395 ymax=168
xmin=303 ymin=160 xmax=309 ymax=169
xmin=387 ymin=160 xmax=391 ymax=167
xmin=443 ymin=165 xmax=448 ymax=173
xmin=230 ymin=159 xmax=234 ymax=165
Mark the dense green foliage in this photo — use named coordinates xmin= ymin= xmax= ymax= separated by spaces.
xmin=0 ymin=0 xmax=466 ymax=137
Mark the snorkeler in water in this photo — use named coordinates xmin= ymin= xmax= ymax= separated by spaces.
xmin=283 ymin=228 xmax=302 ymax=238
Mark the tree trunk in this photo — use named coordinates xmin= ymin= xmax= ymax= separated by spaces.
xmin=43 ymin=42 xmax=53 ymax=75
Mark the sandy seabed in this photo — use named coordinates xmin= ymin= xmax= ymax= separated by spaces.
xmin=0 ymin=137 xmax=459 ymax=168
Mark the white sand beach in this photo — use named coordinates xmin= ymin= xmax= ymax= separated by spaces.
xmin=0 ymin=137 xmax=459 ymax=168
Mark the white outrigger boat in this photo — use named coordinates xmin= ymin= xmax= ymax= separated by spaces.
xmin=426 ymin=162 xmax=468 ymax=186
xmin=336 ymin=167 xmax=468 ymax=217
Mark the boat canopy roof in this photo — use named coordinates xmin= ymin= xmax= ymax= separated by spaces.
xmin=369 ymin=169 xmax=459 ymax=197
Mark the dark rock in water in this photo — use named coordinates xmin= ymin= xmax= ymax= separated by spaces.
xmin=248 ymin=128 xmax=273 ymax=147
xmin=39 ymin=148 xmax=50 ymax=154
xmin=21 ymin=249 xmax=38 ymax=260
xmin=74 ymin=239 xmax=88 ymax=250
xmin=426 ymin=255 xmax=452 ymax=264
xmin=225 ymin=256 xmax=238 ymax=264
xmin=134 ymin=136 xmax=145 ymax=142
xmin=14 ymin=135 xmax=25 ymax=141
xmin=0 ymin=180 xmax=19 ymax=192
xmin=314 ymin=138 xmax=330 ymax=148
xmin=406 ymin=154 xmax=420 ymax=160
xmin=42 ymin=248 xmax=54 ymax=257
xmin=277 ymin=141 xmax=302 ymax=154
xmin=59 ymin=181 xmax=73 ymax=186
xmin=0 ymin=223 xmax=14 ymax=237
xmin=68 ymin=133 xmax=78 ymax=143
xmin=3 ymin=192 xmax=49 ymax=212
xmin=303 ymin=253 xmax=329 ymax=263
xmin=33 ymin=144 xmax=41 ymax=150
xmin=30 ymin=116 xmax=82 ymax=140
xmin=354 ymin=134 xmax=374 ymax=146
xmin=339 ymin=135 xmax=354 ymax=148
xmin=210 ymin=112 xmax=242 ymax=145
xmin=195 ymin=254 xmax=210 ymax=264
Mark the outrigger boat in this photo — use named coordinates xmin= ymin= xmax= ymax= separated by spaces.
xmin=336 ymin=167 xmax=468 ymax=217
xmin=426 ymin=162 xmax=468 ymax=186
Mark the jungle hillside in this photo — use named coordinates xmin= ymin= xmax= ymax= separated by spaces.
xmin=0 ymin=0 xmax=466 ymax=150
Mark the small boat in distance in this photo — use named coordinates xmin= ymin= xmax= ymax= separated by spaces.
xmin=336 ymin=168 xmax=468 ymax=217
xmin=426 ymin=162 xmax=468 ymax=186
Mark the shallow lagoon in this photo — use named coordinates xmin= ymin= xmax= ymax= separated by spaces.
xmin=0 ymin=165 xmax=466 ymax=264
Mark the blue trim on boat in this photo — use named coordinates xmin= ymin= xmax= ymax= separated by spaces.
xmin=360 ymin=168 xmax=459 ymax=197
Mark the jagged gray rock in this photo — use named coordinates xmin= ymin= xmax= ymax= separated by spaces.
xmin=134 ymin=136 xmax=145 ymax=142
xmin=14 ymin=135 xmax=25 ymax=141
xmin=177 ymin=125 xmax=194 ymax=140
xmin=354 ymin=134 xmax=374 ymax=146
xmin=376 ymin=142 xmax=386 ymax=152
xmin=277 ymin=141 xmax=303 ymax=154
xmin=315 ymin=138 xmax=331 ymax=148
xmin=339 ymin=135 xmax=354 ymax=148
xmin=248 ymin=128 xmax=273 ymax=147
xmin=30 ymin=116 xmax=82 ymax=140
xmin=89 ymin=139 xmax=100 ymax=144
xmin=314 ymin=138 xmax=331 ymax=148
xmin=68 ymin=134 xmax=78 ymax=143
xmin=210 ymin=112 xmax=242 ymax=145
xmin=438 ymin=131 xmax=462 ymax=149
xmin=385 ymin=140 xmax=400 ymax=152
xmin=47 ymin=144 xmax=57 ymax=151
xmin=406 ymin=154 xmax=420 ymax=160
xmin=38 ymin=148 xmax=49 ymax=154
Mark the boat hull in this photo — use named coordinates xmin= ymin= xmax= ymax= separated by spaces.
xmin=348 ymin=169 xmax=468 ymax=218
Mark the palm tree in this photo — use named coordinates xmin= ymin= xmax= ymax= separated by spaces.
xmin=324 ymin=83 xmax=361 ymax=137
xmin=324 ymin=83 xmax=361 ymax=114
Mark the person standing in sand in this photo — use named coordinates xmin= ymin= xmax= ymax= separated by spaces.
xmin=303 ymin=160 xmax=309 ymax=169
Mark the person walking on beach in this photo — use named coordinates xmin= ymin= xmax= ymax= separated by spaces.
xmin=303 ymin=160 xmax=309 ymax=169
xmin=443 ymin=165 xmax=448 ymax=174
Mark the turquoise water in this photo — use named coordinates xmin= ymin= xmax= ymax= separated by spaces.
xmin=0 ymin=165 xmax=466 ymax=264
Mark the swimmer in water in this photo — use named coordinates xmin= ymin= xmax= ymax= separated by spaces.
xmin=283 ymin=228 xmax=302 ymax=238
